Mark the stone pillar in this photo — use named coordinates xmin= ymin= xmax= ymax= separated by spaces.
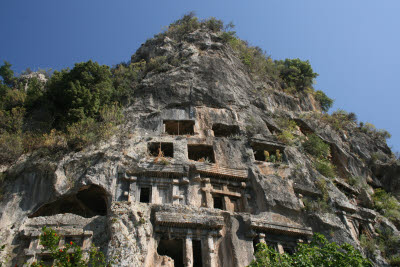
xmin=29 ymin=237 xmax=39 ymax=250
xmin=128 ymin=177 xmax=137 ymax=202
xmin=184 ymin=235 xmax=193 ymax=267
xmin=172 ymin=179 xmax=181 ymax=204
xmin=277 ymin=243 xmax=285 ymax=254
xmin=202 ymin=178 xmax=213 ymax=208
xmin=151 ymin=184 xmax=158 ymax=204
xmin=206 ymin=235 xmax=216 ymax=267
xmin=224 ymin=196 xmax=232 ymax=211
xmin=82 ymin=232 xmax=93 ymax=249
xmin=258 ymin=233 xmax=266 ymax=244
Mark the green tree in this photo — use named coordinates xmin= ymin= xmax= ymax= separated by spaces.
xmin=303 ymin=134 xmax=331 ymax=159
xmin=0 ymin=61 xmax=16 ymax=87
xmin=278 ymin=58 xmax=318 ymax=91
xmin=315 ymin=90 xmax=334 ymax=112
xmin=249 ymin=233 xmax=371 ymax=267
xmin=47 ymin=60 xmax=114 ymax=128
xmin=25 ymin=77 xmax=46 ymax=109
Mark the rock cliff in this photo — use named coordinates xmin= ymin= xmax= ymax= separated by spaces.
xmin=0 ymin=17 xmax=399 ymax=266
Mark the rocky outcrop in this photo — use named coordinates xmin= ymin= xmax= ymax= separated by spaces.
xmin=0 ymin=25 xmax=399 ymax=266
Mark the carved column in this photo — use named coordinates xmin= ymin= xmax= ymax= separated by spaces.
xmin=184 ymin=234 xmax=193 ymax=267
xmin=258 ymin=233 xmax=266 ymax=243
xmin=172 ymin=179 xmax=181 ymax=204
xmin=277 ymin=243 xmax=285 ymax=254
xmin=128 ymin=176 xmax=137 ymax=202
xmin=206 ymin=235 xmax=216 ymax=267
xmin=202 ymin=178 xmax=213 ymax=208
xmin=151 ymin=184 xmax=158 ymax=204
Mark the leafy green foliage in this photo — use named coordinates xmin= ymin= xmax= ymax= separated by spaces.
xmin=315 ymin=159 xmax=337 ymax=178
xmin=66 ymin=103 xmax=123 ymax=151
xmin=373 ymin=188 xmax=400 ymax=224
xmin=111 ymin=60 xmax=146 ymax=104
xmin=306 ymin=109 xmax=358 ymax=132
xmin=25 ymin=77 xmax=46 ymax=109
xmin=0 ymin=60 xmax=126 ymax=164
xmin=303 ymin=197 xmax=332 ymax=213
xmin=227 ymin=36 xmax=281 ymax=82
xmin=373 ymin=225 xmax=400 ymax=263
xmin=303 ymin=178 xmax=332 ymax=213
xmin=315 ymin=90 xmax=334 ymax=112
xmin=249 ymin=233 xmax=371 ymax=267
xmin=164 ymin=12 xmax=200 ymax=40
xmin=303 ymin=134 xmax=331 ymax=159
xmin=359 ymin=122 xmax=391 ymax=140
xmin=29 ymin=226 xmax=112 ymax=266
xmin=277 ymin=58 xmax=318 ymax=92
xmin=276 ymin=118 xmax=297 ymax=144
xmin=0 ymin=61 xmax=16 ymax=87
xmin=47 ymin=60 xmax=114 ymax=128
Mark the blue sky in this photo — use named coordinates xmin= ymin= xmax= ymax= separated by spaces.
xmin=1 ymin=0 xmax=399 ymax=152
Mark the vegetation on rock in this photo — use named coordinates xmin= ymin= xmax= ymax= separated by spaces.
xmin=29 ymin=226 xmax=112 ymax=267
xmin=249 ymin=233 xmax=371 ymax=267
xmin=373 ymin=188 xmax=400 ymax=226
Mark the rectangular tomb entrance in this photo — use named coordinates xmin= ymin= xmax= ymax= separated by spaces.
xmin=188 ymin=145 xmax=215 ymax=163
xmin=139 ymin=187 xmax=151 ymax=203
xmin=158 ymin=239 xmax=184 ymax=267
xmin=251 ymin=142 xmax=285 ymax=163
xmin=164 ymin=120 xmax=195 ymax=135
xmin=192 ymin=240 xmax=203 ymax=267
xmin=212 ymin=123 xmax=240 ymax=137
xmin=148 ymin=142 xmax=174 ymax=158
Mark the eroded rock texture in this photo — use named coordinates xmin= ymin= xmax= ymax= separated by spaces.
xmin=0 ymin=26 xmax=399 ymax=266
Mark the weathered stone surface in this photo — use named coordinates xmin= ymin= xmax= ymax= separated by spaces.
xmin=0 ymin=26 xmax=399 ymax=266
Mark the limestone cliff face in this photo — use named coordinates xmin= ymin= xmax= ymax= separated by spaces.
xmin=0 ymin=26 xmax=399 ymax=266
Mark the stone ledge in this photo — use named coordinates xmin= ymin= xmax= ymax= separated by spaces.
xmin=155 ymin=211 xmax=224 ymax=229
xmin=22 ymin=229 xmax=93 ymax=238
xmin=250 ymin=217 xmax=313 ymax=237
xmin=293 ymin=183 xmax=322 ymax=198
xmin=130 ymin=162 xmax=188 ymax=177
xmin=193 ymin=163 xmax=248 ymax=180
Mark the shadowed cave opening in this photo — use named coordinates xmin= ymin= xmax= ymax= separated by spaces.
xmin=139 ymin=187 xmax=151 ymax=203
xmin=29 ymin=185 xmax=108 ymax=218
xmin=251 ymin=142 xmax=285 ymax=162
xmin=212 ymin=123 xmax=240 ymax=137
xmin=148 ymin=142 xmax=174 ymax=158
xmin=157 ymin=239 xmax=184 ymax=267
xmin=164 ymin=120 xmax=195 ymax=135
xmin=193 ymin=240 xmax=203 ymax=267
xmin=213 ymin=195 xmax=224 ymax=210
xmin=188 ymin=144 xmax=215 ymax=163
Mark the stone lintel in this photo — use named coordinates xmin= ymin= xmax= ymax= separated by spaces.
xmin=155 ymin=212 xmax=224 ymax=230
xmin=250 ymin=220 xmax=312 ymax=237
xmin=24 ymin=247 xmax=90 ymax=257
xmin=194 ymin=163 xmax=248 ymax=180
xmin=129 ymin=163 xmax=188 ymax=178
xmin=210 ymin=189 xmax=242 ymax=198
xmin=155 ymin=225 xmax=221 ymax=238
xmin=23 ymin=229 xmax=93 ymax=238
